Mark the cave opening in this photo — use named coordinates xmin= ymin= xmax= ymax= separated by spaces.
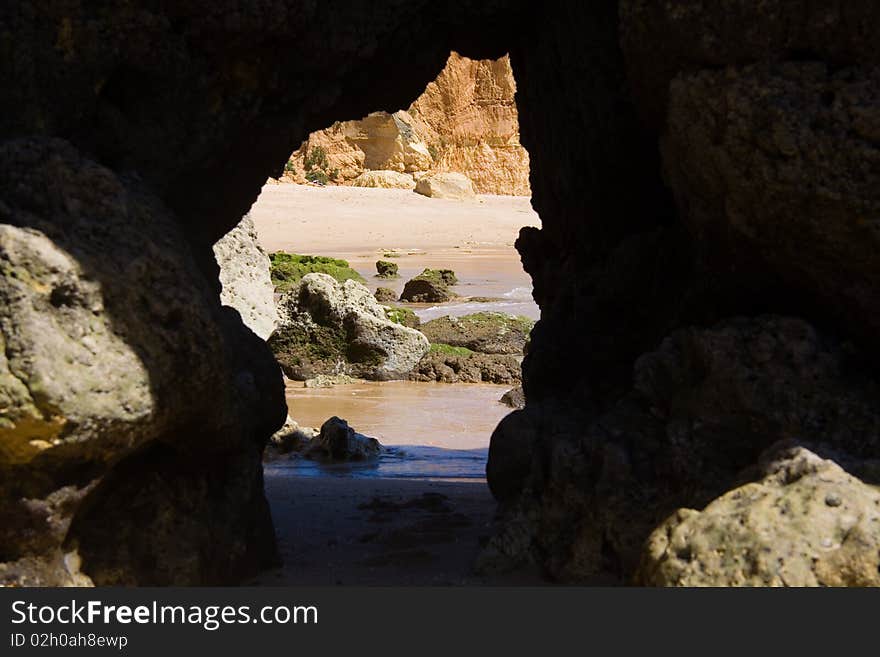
xmin=213 ymin=52 xmax=542 ymax=584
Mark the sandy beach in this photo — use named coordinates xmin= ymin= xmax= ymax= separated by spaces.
xmin=248 ymin=183 xmax=543 ymax=584
xmin=254 ymin=475 xmax=545 ymax=586
xmin=250 ymin=183 xmax=540 ymax=254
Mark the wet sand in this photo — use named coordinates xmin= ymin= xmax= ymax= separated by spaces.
xmin=256 ymin=476 xmax=545 ymax=586
xmin=286 ymin=380 xmax=512 ymax=450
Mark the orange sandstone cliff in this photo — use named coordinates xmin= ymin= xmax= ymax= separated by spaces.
xmin=284 ymin=52 xmax=530 ymax=196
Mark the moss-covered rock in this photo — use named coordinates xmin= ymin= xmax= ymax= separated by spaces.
xmin=420 ymin=312 xmax=534 ymax=354
xmin=384 ymin=306 xmax=420 ymax=328
xmin=375 ymin=260 xmax=399 ymax=278
xmin=399 ymin=268 xmax=458 ymax=302
xmin=428 ymin=342 xmax=474 ymax=357
xmin=269 ymin=273 xmax=428 ymax=380
xmin=410 ymin=346 xmax=521 ymax=384
xmin=269 ymin=252 xmax=364 ymax=293
xmin=374 ymin=287 xmax=398 ymax=303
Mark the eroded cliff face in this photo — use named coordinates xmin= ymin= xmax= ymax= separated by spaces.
xmin=489 ymin=0 xmax=880 ymax=582
xmin=1 ymin=0 xmax=879 ymax=585
xmin=284 ymin=52 xmax=530 ymax=195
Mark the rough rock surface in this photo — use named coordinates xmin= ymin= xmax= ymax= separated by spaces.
xmin=0 ymin=138 xmax=283 ymax=585
xmin=306 ymin=417 xmax=381 ymax=461
xmin=637 ymin=445 xmax=880 ymax=587
xmin=374 ymin=287 xmax=398 ymax=303
xmin=408 ymin=52 xmax=530 ymax=195
xmin=399 ymin=268 xmax=458 ymax=302
xmin=283 ymin=52 xmax=530 ymax=195
xmin=4 ymin=0 xmax=880 ymax=587
xmin=500 ymin=386 xmax=526 ymax=409
xmin=213 ymin=213 xmax=278 ymax=340
xmin=661 ymin=62 xmax=880 ymax=348
xmin=270 ymin=273 xmax=429 ymax=381
xmin=420 ymin=313 xmax=533 ymax=354
xmin=375 ymin=260 xmax=399 ymax=278
xmin=287 ymin=111 xmax=432 ymax=183
xmin=350 ymin=170 xmax=416 ymax=190
xmin=266 ymin=415 xmax=319 ymax=458
xmin=486 ymin=316 xmax=880 ymax=581
xmin=414 ymin=172 xmax=477 ymax=200
xmin=410 ymin=351 xmax=521 ymax=385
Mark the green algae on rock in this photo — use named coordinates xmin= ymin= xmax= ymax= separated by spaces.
xmin=270 ymin=273 xmax=428 ymax=381
xmin=269 ymin=252 xmax=364 ymax=293
xmin=420 ymin=312 xmax=533 ymax=355
xmin=399 ymin=268 xmax=459 ymax=302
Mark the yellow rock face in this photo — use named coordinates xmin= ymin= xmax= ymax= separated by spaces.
xmin=283 ymin=52 xmax=530 ymax=196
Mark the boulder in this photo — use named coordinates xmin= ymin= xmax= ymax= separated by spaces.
xmin=414 ymin=172 xmax=477 ymax=200
xmin=269 ymin=273 xmax=429 ymax=380
xmin=306 ymin=416 xmax=381 ymax=461
xmin=399 ymin=268 xmax=459 ymax=303
xmin=303 ymin=373 xmax=357 ymax=388
xmin=213 ymin=213 xmax=278 ymax=340
xmin=375 ymin=260 xmax=399 ymax=278
xmin=500 ymin=386 xmax=526 ymax=409
xmin=351 ymin=170 xmax=416 ymax=189
xmin=637 ymin=445 xmax=880 ymax=587
xmin=487 ymin=315 xmax=880 ymax=582
xmin=0 ymin=138 xmax=283 ymax=585
xmin=268 ymin=415 xmax=319 ymax=456
xmin=374 ymin=287 xmax=398 ymax=302
xmin=420 ymin=312 xmax=534 ymax=354
xmin=409 ymin=346 xmax=521 ymax=384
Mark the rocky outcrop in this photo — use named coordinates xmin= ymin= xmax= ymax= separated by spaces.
xmin=267 ymin=415 xmax=319 ymax=457
xmin=408 ymin=53 xmax=530 ymax=196
xmin=637 ymin=445 xmax=880 ymax=587
xmin=375 ymin=260 xmax=399 ymax=278
xmin=5 ymin=0 xmax=880 ymax=587
xmin=420 ymin=313 xmax=533 ymax=355
xmin=486 ymin=316 xmax=880 ymax=581
xmin=213 ymin=213 xmax=278 ymax=340
xmin=306 ymin=417 xmax=382 ymax=462
xmin=500 ymin=386 xmax=525 ymax=409
xmin=374 ymin=287 xmax=398 ymax=303
xmin=350 ymin=170 xmax=416 ymax=190
xmin=287 ymin=111 xmax=432 ymax=183
xmin=282 ymin=52 xmax=530 ymax=195
xmin=410 ymin=348 xmax=521 ymax=385
xmin=414 ymin=172 xmax=477 ymax=200
xmin=399 ymin=268 xmax=459 ymax=302
xmin=0 ymin=138 xmax=283 ymax=585
xmin=270 ymin=273 xmax=429 ymax=381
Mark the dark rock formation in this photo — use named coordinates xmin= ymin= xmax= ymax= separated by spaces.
xmin=499 ymin=386 xmax=525 ymax=410
xmin=0 ymin=138 xmax=283 ymax=585
xmin=375 ymin=287 xmax=399 ymax=302
xmin=399 ymin=268 xmax=459 ymax=303
xmin=420 ymin=313 xmax=533 ymax=355
xmin=376 ymin=260 xmax=399 ymax=279
xmin=486 ymin=316 xmax=880 ymax=581
xmin=410 ymin=348 xmax=521 ymax=385
xmin=307 ymin=417 xmax=381 ymax=462
xmin=2 ymin=0 xmax=879 ymax=585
